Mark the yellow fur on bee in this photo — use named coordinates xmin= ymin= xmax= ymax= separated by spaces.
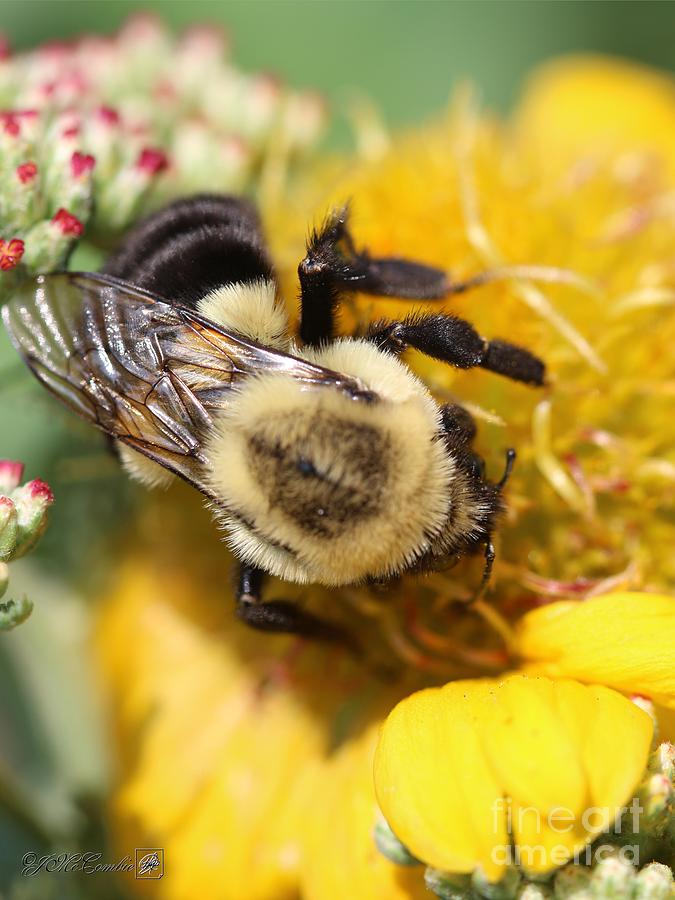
xmin=117 ymin=443 xmax=175 ymax=489
xmin=197 ymin=278 xmax=289 ymax=348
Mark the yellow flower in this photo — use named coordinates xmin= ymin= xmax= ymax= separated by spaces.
xmin=96 ymin=55 xmax=675 ymax=899
xmin=374 ymin=675 xmax=653 ymax=880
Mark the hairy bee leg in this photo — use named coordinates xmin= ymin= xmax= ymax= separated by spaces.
xmin=366 ymin=314 xmax=546 ymax=386
xmin=299 ymin=206 xmax=477 ymax=346
xmin=236 ymin=564 xmax=360 ymax=650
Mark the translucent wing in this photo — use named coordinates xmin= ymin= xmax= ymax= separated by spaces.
xmin=2 ymin=272 xmax=366 ymax=500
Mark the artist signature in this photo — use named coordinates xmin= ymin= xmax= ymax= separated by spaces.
xmin=22 ymin=851 xmax=135 ymax=876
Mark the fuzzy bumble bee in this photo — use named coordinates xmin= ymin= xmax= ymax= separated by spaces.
xmin=3 ymin=196 xmax=545 ymax=644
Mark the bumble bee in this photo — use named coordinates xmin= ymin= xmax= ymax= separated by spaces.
xmin=3 ymin=195 xmax=545 ymax=646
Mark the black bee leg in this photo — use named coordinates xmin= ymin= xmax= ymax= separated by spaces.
xmin=475 ymin=540 xmax=496 ymax=601
xmin=299 ymin=206 xmax=483 ymax=346
xmin=236 ymin=564 xmax=359 ymax=651
xmin=465 ymin=452 xmax=516 ymax=605
xmin=366 ymin=314 xmax=546 ymax=387
xmin=498 ymin=448 xmax=517 ymax=489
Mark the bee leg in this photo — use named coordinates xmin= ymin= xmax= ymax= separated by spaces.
xmin=236 ymin=564 xmax=360 ymax=652
xmin=366 ymin=314 xmax=546 ymax=387
xmin=299 ymin=206 xmax=477 ymax=346
xmin=471 ymin=540 xmax=496 ymax=603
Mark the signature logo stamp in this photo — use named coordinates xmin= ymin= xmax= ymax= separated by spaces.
xmin=135 ymin=848 xmax=165 ymax=879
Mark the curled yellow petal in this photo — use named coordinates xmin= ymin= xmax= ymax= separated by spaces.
xmin=515 ymin=592 xmax=675 ymax=709
xmin=374 ymin=675 xmax=653 ymax=879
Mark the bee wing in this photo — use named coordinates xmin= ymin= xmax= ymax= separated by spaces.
xmin=3 ymin=272 xmax=342 ymax=499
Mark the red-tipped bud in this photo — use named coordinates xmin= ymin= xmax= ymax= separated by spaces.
xmin=136 ymin=147 xmax=169 ymax=176
xmin=62 ymin=125 xmax=80 ymax=139
xmin=10 ymin=477 xmax=54 ymax=559
xmin=1 ymin=113 xmax=20 ymax=137
xmin=0 ymin=238 xmax=25 ymax=271
xmin=16 ymin=161 xmax=38 ymax=184
xmin=0 ymin=461 xmax=24 ymax=492
xmin=0 ymin=35 xmax=10 ymax=61
xmin=51 ymin=208 xmax=83 ymax=237
xmin=70 ymin=151 xmax=95 ymax=178
xmin=24 ymin=479 xmax=54 ymax=506
xmin=97 ymin=105 xmax=120 ymax=126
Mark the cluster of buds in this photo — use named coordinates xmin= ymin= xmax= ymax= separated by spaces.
xmin=0 ymin=107 xmax=93 ymax=296
xmin=553 ymin=854 xmax=674 ymax=900
xmin=0 ymin=460 xmax=53 ymax=630
xmin=0 ymin=14 xmax=326 ymax=300
xmin=631 ymin=741 xmax=675 ymax=844
xmin=421 ymin=854 xmax=674 ymax=900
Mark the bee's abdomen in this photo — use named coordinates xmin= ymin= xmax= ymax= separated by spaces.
xmin=102 ymin=195 xmax=274 ymax=307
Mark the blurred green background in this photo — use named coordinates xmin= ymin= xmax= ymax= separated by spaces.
xmin=3 ymin=1 xmax=674 ymax=126
xmin=0 ymin=2 xmax=672 ymax=897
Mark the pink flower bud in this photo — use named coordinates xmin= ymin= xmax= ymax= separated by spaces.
xmin=10 ymin=478 xmax=53 ymax=559
xmin=97 ymin=105 xmax=120 ymax=126
xmin=0 ymin=238 xmax=25 ymax=271
xmin=51 ymin=208 xmax=84 ymax=237
xmin=0 ymin=35 xmax=10 ymax=61
xmin=1 ymin=113 xmax=20 ymax=137
xmin=38 ymin=39 xmax=73 ymax=60
xmin=136 ymin=147 xmax=169 ymax=176
xmin=25 ymin=479 xmax=54 ymax=507
xmin=70 ymin=151 xmax=96 ymax=178
xmin=0 ymin=460 xmax=24 ymax=492
xmin=16 ymin=161 xmax=38 ymax=184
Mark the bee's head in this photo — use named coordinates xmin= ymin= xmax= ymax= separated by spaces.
xmin=205 ymin=363 xmax=462 ymax=586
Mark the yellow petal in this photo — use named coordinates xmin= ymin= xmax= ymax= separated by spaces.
xmin=375 ymin=682 xmax=508 ymax=881
xmin=301 ymin=723 xmax=428 ymax=900
xmin=515 ymin=592 xmax=675 ymax=709
xmin=97 ymin=554 xmax=336 ymax=900
xmin=374 ymin=675 xmax=653 ymax=879
xmin=474 ymin=676 xmax=587 ymax=815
